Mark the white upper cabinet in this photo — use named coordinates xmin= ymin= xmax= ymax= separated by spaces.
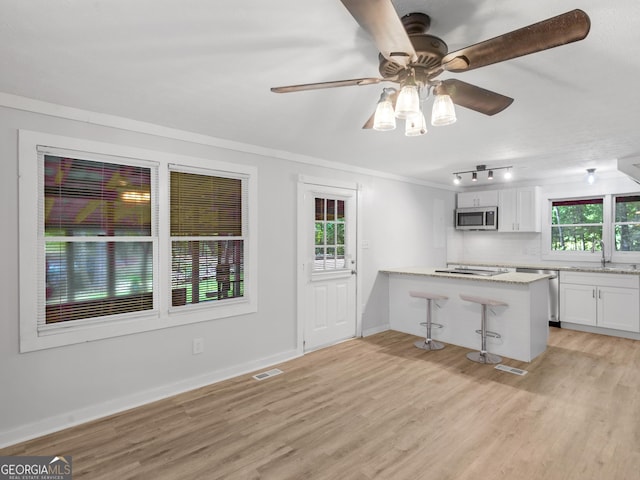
xmin=498 ymin=187 xmax=541 ymax=232
xmin=457 ymin=190 xmax=498 ymax=208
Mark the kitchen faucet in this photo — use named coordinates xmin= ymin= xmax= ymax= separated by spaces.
xmin=591 ymin=239 xmax=607 ymax=267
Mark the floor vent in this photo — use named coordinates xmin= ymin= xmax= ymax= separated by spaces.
xmin=253 ymin=368 xmax=283 ymax=381
xmin=495 ymin=364 xmax=528 ymax=376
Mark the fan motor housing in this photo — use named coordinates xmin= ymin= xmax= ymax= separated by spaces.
xmin=379 ymin=13 xmax=448 ymax=83
xmin=379 ymin=34 xmax=448 ymax=80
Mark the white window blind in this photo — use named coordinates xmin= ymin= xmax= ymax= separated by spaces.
xmin=169 ymin=167 xmax=248 ymax=307
xmin=38 ymin=148 xmax=158 ymax=327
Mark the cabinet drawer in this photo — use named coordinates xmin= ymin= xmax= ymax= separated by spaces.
xmin=560 ymin=271 xmax=640 ymax=289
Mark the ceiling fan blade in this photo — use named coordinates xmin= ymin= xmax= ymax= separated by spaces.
xmin=271 ymin=77 xmax=383 ymax=93
xmin=438 ymin=79 xmax=513 ymax=116
xmin=362 ymin=90 xmax=398 ymax=129
xmin=442 ymin=9 xmax=591 ymax=73
xmin=340 ymin=0 xmax=417 ymax=66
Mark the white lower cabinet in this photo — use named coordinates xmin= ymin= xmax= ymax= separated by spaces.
xmin=560 ymin=271 xmax=640 ymax=332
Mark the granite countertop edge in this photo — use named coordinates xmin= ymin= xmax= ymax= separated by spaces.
xmin=446 ymin=261 xmax=640 ymax=275
xmin=380 ymin=267 xmax=550 ymax=285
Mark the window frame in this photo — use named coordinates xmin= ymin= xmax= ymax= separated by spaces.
xmin=612 ymin=194 xmax=640 ymax=261
xmin=543 ymin=193 xmax=640 ymax=264
xmin=19 ymin=130 xmax=257 ymax=352
xmin=168 ymin=164 xmax=249 ymax=311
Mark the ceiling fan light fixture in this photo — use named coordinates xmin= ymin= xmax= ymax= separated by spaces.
xmin=373 ymin=88 xmax=397 ymax=131
xmin=431 ymin=93 xmax=457 ymax=126
xmin=405 ymin=111 xmax=427 ymax=136
xmin=395 ymin=74 xmax=420 ymax=119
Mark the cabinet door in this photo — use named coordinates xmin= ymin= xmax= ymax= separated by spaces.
xmin=597 ymin=286 xmax=640 ymax=332
xmin=498 ymin=189 xmax=517 ymax=232
xmin=476 ymin=190 xmax=498 ymax=207
xmin=516 ymin=187 xmax=541 ymax=232
xmin=457 ymin=190 xmax=498 ymax=208
xmin=560 ymin=283 xmax=597 ymax=326
xmin=457 ymin=192 xmax=477 ymax=208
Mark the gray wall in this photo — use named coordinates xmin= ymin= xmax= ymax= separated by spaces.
xmin=0 ymin=103 xmax=454 ymax=446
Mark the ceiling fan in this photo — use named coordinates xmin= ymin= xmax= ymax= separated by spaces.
xmin=271 ymin=0 xmax=590 ymax=134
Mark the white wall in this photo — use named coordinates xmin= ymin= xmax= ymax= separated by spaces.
xmin=0 ymin=102 xmax=455 ymax=446
xmin=449 ymin=176 xmax=640 ymax=266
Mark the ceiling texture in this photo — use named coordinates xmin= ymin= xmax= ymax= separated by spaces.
xmin=2 ymin=0 xmax=640 ymax=187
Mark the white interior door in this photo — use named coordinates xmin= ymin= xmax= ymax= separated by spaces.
xmin=298 ymin=182 xmax=357 ymax=351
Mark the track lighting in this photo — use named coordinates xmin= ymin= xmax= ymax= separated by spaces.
xmin=452 ymin=165 xmax=513 ymax=184
xmin=586 ymin=168 xmax=596 ymax=184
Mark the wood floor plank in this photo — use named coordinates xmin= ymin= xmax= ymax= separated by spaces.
xmin=2 ymin=327 xmax=640 ymax=479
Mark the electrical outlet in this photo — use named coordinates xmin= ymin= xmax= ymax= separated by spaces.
xmin=192 ymin=338 xmax=204 ymax=355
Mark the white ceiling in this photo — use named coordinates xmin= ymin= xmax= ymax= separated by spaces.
xmin=2 ymin=0 xmax=640 ymax=187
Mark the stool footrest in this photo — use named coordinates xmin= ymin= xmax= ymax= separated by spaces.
xmin=420 ymin=322 xmax=443 ymax=329
xmin=475 ymin=329 xmax=501 ymax=339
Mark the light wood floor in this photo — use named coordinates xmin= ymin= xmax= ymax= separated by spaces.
xmin=3 ymin=327 xmax=640 ymax=479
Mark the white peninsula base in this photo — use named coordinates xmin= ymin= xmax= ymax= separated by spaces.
xmin=385 ymin=268 xmax=550 ymax=362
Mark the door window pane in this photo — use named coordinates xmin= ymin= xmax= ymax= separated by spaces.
xmin=313 ymin=196 xmax=347 ymax=271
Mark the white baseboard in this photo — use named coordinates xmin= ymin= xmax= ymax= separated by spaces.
xmin=561 ymin=322 xmax=640 ymax=341
xmin=362 ymin=323 xmax=390 ymax=337
xmin=0 ymin=349 xmax=300 ymax=449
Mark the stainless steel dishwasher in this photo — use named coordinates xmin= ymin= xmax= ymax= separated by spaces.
xmin=515 ymin=268 xmax=560 ymax=327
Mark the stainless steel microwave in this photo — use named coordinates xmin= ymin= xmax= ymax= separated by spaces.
xmin=455 ymin=206 xmax=498 ymax=230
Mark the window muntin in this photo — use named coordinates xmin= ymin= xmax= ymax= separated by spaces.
xmin=43 ymin=154 xmax=155 ymax=325
xmin=169 ymin=170 xmax=246 ymax=306
xmin=614 ymin=195 xmax=640 ymax=252
xmin=551 ymin=198 xmax=603 ymax=251
xmin=314 ymin=197 xmax=346 ymax=271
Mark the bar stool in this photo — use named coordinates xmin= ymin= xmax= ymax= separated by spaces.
xmin=460 ymin=294 xmax=508 ymax=364
xmin=410 ymin=291 xmax=448 ymax=351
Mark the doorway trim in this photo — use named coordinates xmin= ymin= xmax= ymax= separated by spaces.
xmin=296 ymin=174 xmax=363 ymax=355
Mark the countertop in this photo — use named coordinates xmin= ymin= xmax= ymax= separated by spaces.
xmin=381 ymin=267 xmax=551 ymax=284
xmin=447 ymin=260 xmax=640 ymax=275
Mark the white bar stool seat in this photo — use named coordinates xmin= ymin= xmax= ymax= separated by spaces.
xmin=460 ymin=294 xmax=508 ymax=364
xmin=410 ymin=291 xmax=448 ymax=351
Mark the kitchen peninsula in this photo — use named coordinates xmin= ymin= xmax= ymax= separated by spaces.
xmin=382 ymin=267 xmax=551 ymax=362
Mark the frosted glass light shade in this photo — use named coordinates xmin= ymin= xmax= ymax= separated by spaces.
xmin=395 ymin=85 xmax=420 ymax=119
xmin=431 ymin=94 xmax=457 ymax=126
xmin=373 ymin=99 xmax=396 ymax=131
xmin=405 ymin=111 xmax=427 ymax=136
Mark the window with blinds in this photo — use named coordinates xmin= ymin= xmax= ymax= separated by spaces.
xmin=42 ymin=153 xmax=157 ymax=325
xmin=20 ymin=130 xmax=257 ymax=351
xmin=169 ymin=169 xmax=246 ymax=307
